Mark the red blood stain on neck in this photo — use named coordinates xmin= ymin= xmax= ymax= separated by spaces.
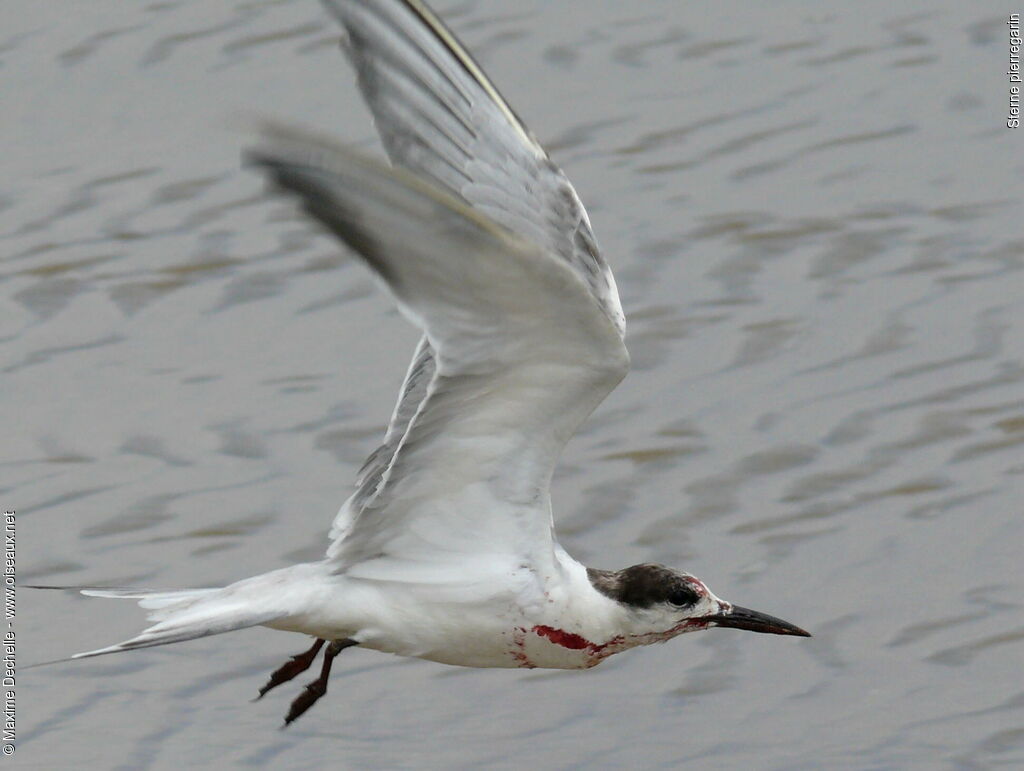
xmin=532 ymin=625 xmax=594 ymax=650
xmin=514 ymin=619 xmax=711 ymax=668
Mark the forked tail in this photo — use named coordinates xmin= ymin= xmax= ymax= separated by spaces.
xmin=71 ymin=587 xmax=283 ymax=659
xmin=32 ymin=564 xmax=325 ymax=662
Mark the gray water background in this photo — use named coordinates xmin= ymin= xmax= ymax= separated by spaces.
xmin=5 ymin=1 xmax=1023 ymax=768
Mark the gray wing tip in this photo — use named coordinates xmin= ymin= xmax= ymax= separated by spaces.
xmin=243 ymin=120 xmax=397 ymax=184
xmin=244 ymin=120 xmax=523 ymax=251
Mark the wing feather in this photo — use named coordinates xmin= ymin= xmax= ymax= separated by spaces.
xmin=248 ymin=128 xmax=627 ymax=569
xmin=296 ymin=1 xmax=628 ymax=568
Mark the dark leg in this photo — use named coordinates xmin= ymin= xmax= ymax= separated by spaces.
xmin=282 ymin=638 xmax=358 ymax=728
xmin=255 ymin=638 xmax=325 ymax=700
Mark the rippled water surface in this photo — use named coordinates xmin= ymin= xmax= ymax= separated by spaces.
xmin=7 ymin=1 xmax=1023 ymax=768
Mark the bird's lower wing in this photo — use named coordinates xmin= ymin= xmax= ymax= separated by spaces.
xmin=248 ymin=126 xmax=628 ymax=573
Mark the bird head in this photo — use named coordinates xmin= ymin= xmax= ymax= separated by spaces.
xmin=588 ymin=563 xmax=810 ymax=641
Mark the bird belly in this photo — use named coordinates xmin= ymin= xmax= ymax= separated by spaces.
xmin=383 ymin=623 xmax=632 ymax=670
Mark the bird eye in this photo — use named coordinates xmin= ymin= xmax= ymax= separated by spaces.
xmin=667 ymin=587 xmax=696 ymax=607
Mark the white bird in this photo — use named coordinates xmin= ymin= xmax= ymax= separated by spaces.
xmin=42 ymin=0 xmax=809 ymax=726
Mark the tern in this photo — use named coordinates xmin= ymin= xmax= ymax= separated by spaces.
xmin=43 ymin=0 xmax=810 ymax=726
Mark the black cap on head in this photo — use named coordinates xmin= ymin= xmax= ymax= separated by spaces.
xmin=588 ymin=564 xmax=700 ymax=609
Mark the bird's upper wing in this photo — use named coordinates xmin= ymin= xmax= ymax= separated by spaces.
xmin=316 ymin=0 xmax=625 ymax=571
xmin=322 ymin=0 xmax=621 ymax=298
xmin=249 ymin=127 xmax=628 ymax=575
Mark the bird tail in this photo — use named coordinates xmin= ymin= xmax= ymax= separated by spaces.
xmin=69 ymin=586 xmax=279 ymax=660
xmin=31 ymin=564 xmax=324 ymax=662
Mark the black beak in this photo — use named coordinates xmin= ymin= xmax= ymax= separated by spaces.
xmin=712 ymin=605 xmax=811 ymax=637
